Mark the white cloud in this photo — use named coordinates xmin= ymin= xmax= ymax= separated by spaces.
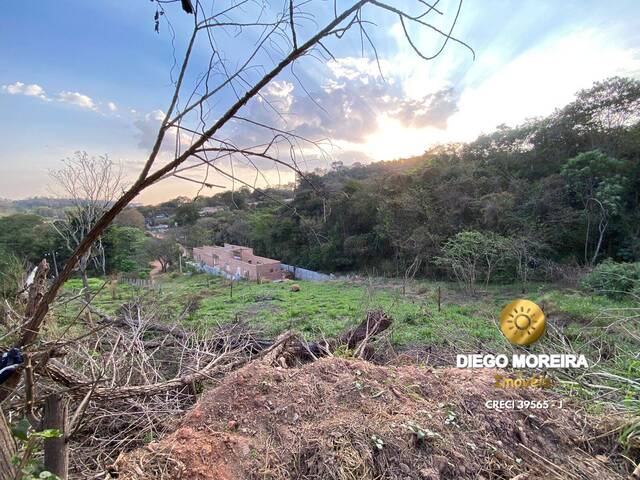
xmin=334 ymin=25 xmax=640 ymax=161
xmin=327 ymin=57 xmax=391 ymax=81
xmin=262 ymin=80 xmax=294 ymax=112
xmin=2 ymin=81 xmax=107 ymax=112
xmin=283 ymin=60 xmax=458 ymax=143
xmin=134 ymin=109 xmax=195 ymax=152
xmin=446 ymin=28 xmax=640 ymax=142
xmin=1 ymin=81 xmax=48 ymax=100
xmin=265 ymin=80 xmax=294 ymax=98
xmin=56 ymin=91 xmax=96 ymax=110
xmin=149 ymin=109 xmax=165 ymax=121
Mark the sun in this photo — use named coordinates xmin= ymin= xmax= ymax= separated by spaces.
xmin=499 ymin=299 xmax=546 ymax=346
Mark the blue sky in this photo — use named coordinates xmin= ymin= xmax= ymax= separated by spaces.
xmin=1 ymin=0 xmax=639 ymax=204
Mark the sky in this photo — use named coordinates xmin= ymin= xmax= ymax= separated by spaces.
xmin=1 ymin=0 xmax=639 ymax=204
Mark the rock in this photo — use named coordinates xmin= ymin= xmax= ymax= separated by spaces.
xmin=420 ymin=467 xmax=440 ymax=480
xmin=432 ymin=455 xmax=448 ymax=473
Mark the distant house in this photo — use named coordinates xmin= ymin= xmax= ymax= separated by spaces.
xmin=199 ymin=206 xmax=224 ymax=216
xmin=192 ymin=243 xmax=282 ymax=281
xmin=148 ymin=224 xmax=169 ymax=232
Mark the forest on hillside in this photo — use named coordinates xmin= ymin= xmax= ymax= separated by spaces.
xmin=2 ymin=77 xmax=640 ymax=294
xmin=145 ymin=77 xmax=640 ymax=286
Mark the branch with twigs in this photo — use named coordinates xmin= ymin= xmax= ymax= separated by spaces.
xmin=24 ymin=0 xmax=472 ymax=352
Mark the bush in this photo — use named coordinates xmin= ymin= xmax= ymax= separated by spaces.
xmin=0 ymin=247 xmax=25 ymax=299
xmin=435 ymin=231 xmax=510 ymax=291
xmin=581 ymin=261 xmax=640 ymax=298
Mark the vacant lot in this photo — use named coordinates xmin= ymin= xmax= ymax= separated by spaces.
xmin=51 ymin=273 xmax=639 ymax=477
xmin=57 ymin=273 xmax=639 ymax=384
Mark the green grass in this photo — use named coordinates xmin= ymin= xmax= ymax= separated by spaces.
xmin=56 ymin=274 xmax=638 ymax=372
xmin=57 ymin=274 xmax=504 ymax=344
xmin=54 ymin=273 xmax=639 ymax=411
xmin=54 ymin=274 xmax=591 ymax=349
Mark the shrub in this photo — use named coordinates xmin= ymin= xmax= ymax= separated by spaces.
xmin=0 ymin=246 xmax=25 ymax=298
xmin=581 ymin=261 xmax=640 ymax=298
xmin=435 ymin=231 xmax=510 ymax=291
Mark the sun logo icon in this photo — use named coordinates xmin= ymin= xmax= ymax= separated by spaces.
xmin=499 ymin=299 xmax=546 ymax=346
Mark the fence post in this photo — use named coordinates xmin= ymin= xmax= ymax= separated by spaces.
xmin=43 ymin=393 xmax=68 ymax=478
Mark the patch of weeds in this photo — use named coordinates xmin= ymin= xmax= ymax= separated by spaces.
xmin=405 ymin=421 xmax=441 ymax=446
xmin=371 ymin=435 xmax=385 ymax=451
xmin=333 ymin=344 xmax=355 ymax=358
xmin=404 ymin=384 xmax=425 ymax=402
xmin=619 ymin=420 xmax=640 ymax=452
xmin=443 ymin=408 xmax=458 ymax=427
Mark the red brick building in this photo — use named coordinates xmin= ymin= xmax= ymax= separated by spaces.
xmin=192 ymin=244 xmax=282 ymax=281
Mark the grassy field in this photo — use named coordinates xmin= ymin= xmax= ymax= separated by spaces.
xmin=51 ymin=271 xmax=640 ymax=423
xmin=56 ymin=273 xmax=639 ymax=381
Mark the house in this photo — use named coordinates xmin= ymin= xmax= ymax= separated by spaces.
xmin=147 ymin=224 xmax=169 ymax=232
xmin=192 ymin=243 xmax=282 ymax=281
xmin=199 ymin=206 xmax=224 ymax=216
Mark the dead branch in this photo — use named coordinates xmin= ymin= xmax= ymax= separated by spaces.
xmin=28 ymin=0 xmax=471 ymax=347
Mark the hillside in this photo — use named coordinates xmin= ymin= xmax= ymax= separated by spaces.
xmin=138 ymin=77 xmax=640 ymax=278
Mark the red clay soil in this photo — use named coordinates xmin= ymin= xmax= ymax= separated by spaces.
xmin=112 ymin=358 xmax=635 ymax=480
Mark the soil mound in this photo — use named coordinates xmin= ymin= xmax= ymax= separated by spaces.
xmin=112 ymin=358 xmax=632 ymax=479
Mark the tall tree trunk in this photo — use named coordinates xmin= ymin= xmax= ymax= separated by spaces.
xmin=0 ymin=410 xmax=17 ymax=479
xmin=591 ymin=218 xmax=608 ymax=266
xmin=584 ymin=207 xmax=592 ymax=265
xmin=80 ymin=270 xmax=93 ymax=325
xmin=80 ymin=270 xmax=91 ymax=305
xmin=43 ymin=394 xmax=68 ymax=479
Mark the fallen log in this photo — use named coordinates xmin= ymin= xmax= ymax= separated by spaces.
xmin=261 ymin=308 xmax=394 ymax=366
xmin=338 ymin=308 xmax=393 ymax=351
xmin=45 ymin=359 xmax=91 ymax=388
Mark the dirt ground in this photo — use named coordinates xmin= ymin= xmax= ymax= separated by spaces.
xmin=113 ymin=357 xmax=636 ymax=480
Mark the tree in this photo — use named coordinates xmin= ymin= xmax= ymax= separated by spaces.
xmin=508 ymin=236 xmax=543 ymax=293
xmin=561 ymin=150 xmax=626 ymax=265
xmin=103 ymin=226 xmax=149 ymax=273
xmin=562 ymin=77 xmax=640 ymax=154
xmin=174 ymin=202 xmax=199 ymax=226
xmin=0 ymin=214 xmax=57 ymax=265
xmin=0 ymin=246 xmax=25 ymax=299
xmin=149 ymin=238 xmax=181 ymax=273
xmin=435 ymin=231 xmax=510 ymax=292
xmin=1 ymin=4 xmax=473 ymax=474
xmin=114 ymin=208 xmax=146 ymax=229
xmin=49 ymin=151 xmax=124 ymax=309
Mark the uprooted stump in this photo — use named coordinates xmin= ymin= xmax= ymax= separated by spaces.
xmin=336 ymin=307 xmax=392 ymax=354
xmin=264 ymin=308 xmax=393 ymax=366
xmin=112 ymin=358 xmax=635 ymax=480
